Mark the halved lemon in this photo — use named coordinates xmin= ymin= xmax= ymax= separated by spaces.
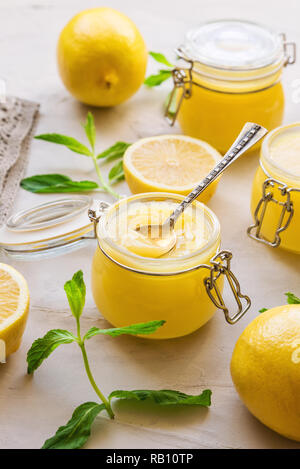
xmin=0 ymin=263 xmax=30 ymax=358
xmin=123 ymin=135 xmax=222 ymax=203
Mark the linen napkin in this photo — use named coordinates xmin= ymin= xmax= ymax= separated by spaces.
xmin=0 ymin=96 xmax=39 ymax=225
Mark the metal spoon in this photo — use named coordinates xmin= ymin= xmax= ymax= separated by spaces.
xmin=136 ymin=122 xmax=268 ymax=257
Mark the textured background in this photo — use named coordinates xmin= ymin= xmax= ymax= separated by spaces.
xmin=0 ymin=0 xmax=299 ymax=449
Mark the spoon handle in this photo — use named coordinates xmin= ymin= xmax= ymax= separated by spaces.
xmin=166 ymin=122 xmax=268 ymax=228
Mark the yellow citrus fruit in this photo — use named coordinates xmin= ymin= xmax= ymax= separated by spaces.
xmin=123 ymin=135 xmax=222 ymax=204
xmin=231 ymin=305 xmax=300 ymax=442
xmin=57 ymin=7 xmax=147 ymax=107
xmin=0 ymin=263 xmax=30 ymax=357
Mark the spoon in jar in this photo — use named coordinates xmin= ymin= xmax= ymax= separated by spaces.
xmin=135 ymin=122 xmax=268 ymax=257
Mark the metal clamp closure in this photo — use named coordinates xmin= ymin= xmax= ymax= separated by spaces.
xmin=280 ymin=33 xmax=296 ymax=65
xmin=204 ymin=250 xmax=251 ymax=324
xmin=165 ymin=51 xmax=194 ymax=126
xmin=88 ymin=201 xmax=110 ymax=236
xmin=247 ymin=178 xmax=295 ymax=247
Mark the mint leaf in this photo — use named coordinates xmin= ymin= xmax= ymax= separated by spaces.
xmin=20 ymin=174 xmax=98 ymax=193
xmin=109 ymin=389 xmax=212 ymax=406
xmin=64 ymin=270 xmax=86 ymax=320
xmin=285 ymin=292 xmax=300 ymax=304
xmin=259 ymin=308 xmax=268 ymax=313
xmin=97 ymin=142 xmax=131 ymax=161
xmin=35 ymin=133 xmax=93 ymax=156
xmin=83 ymin=112 xmax=96 ymax=151
xmin=144 ymin=70 xmax=172 ymax=87
xmin=42 ymin=402 xmax=105 ymax=449
xmin=108 ymin=160 xmax=124 ymax=183
xmin=27 ymin=329 xmax=76 ymax=374
xmin=149 ymin=51 xmax=173 ymax=68
xmin=83 ymin=320 xmax=165 ymax=341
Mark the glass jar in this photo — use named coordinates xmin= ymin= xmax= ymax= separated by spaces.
xmin=166 ymin=20 xmax=295 ymax=154
xmin=90 ymin=193 xmax=250 ymax=339
xmin=248 ymin=123 xmax=300 ymax=253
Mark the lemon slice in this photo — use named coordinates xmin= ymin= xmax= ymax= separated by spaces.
xmin=0 ymin=263 xmax=30 ymax=358
xmin=123 ymin=135 xmax=222 ymax=203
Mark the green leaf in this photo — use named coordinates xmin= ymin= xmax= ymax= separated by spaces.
xmin=285 ymin=292 xmax=300 ymax=304
xmin=20 ymin=174 xmax=98 ymax=193
xmin=149 ymin=51 xmax=173 ymax=67
xmin=144 ymin=70 xmax=172 ymax=87
xmin=97 ymin=141 xmax=131 ymax=161
xmin=108 ymin=160 xmax=124 ymax=183
xmin=83 ymin=112 xmax=96 ymax=151
xmin=42 ymin=402 xmax=105 ymax=449
xmin=27 ymin=329 xmax=76 ymax=374
xmin=35 ymin=133 xmax=93 ymax=156
xmin=259 ymin=308 xmax=268 ymax=313
xmin=64 ymin=270 xmax=86 ymax=320
xmin=83 ymin=320 xmax=166 ymax=341
xmin=109 ymin=389 xmax=212 ymax=407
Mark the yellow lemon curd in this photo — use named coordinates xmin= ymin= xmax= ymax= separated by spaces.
xmin=178 ymin=69 xmax=284 ymax=154
xmin=175 ymin=20 xmax=288 ymax=154
xmin=251 ymin=123 xmax=300 ymax=253
xmin=91 ymin=193 xmax=222 ymax=339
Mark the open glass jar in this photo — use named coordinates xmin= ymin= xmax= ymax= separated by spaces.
xmin=248 ymin=123 xmax=300 ymax=253
xmin=166 ymin=20 xmax=295 ymax=153
xmin=90 ymin=193 xmax=250 ymax=339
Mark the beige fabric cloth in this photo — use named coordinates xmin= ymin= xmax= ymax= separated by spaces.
xmin=0 ymin=96 xmax=39 ymax=225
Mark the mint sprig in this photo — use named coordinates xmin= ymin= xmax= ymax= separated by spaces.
xmin=21 ymin=112 xmax=131 ymax=199
xmin=285 ymin=292 xmax=300 ymax=304
xmin=109 ymin=389 xmax=212 ymax=406
xmin=35 ymin=134 xmax=93 ymax=156
xmin=27 ymin=270 xmax=212 ymax=449
xmin=27 ymin=329 xmax=77 ymax=374
xmin=42 ymin=402 xmax=105 ymax=450
xmin=20 ymin=174 xmax=99 ymax=193
xmin=144 ymin=51 xmax=174 ymax=87
xmin=97 ymin=141 xmax=131 ymax=161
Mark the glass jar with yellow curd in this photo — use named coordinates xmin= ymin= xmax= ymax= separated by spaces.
xmin=248 ymin=123 xmax=300 ymax=253
xmin=89 ymin=193 xmax=250 ymax=339
xmin=165 ymin=20 xmax=295 ymax=153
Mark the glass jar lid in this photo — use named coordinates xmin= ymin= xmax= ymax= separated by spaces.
xmin=0 ymin=196 xmax=100 ymax=259
xmin=181 ymin=20 xmax=284 ymax=70
xmin=6 ymin=196 xmax=92 ymax=232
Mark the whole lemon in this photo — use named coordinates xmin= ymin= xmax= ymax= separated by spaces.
xmin=57 ymin=8 xmax=147 ymax=106
xmin=231 ymin=305 xmax=300 ymax=442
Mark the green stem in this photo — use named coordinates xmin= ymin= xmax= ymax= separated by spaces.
xmin=91 ymin=153 xmax=120 ymax=200
xmin=79 ymin=341 xmax=115 ymax=419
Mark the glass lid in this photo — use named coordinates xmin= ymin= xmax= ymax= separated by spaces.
xmin=6 ymin=195 xmax=92 ymax=232
xmin=0 ymin=196 xmax=100 ymax=259
xmin=181 ymin=20 xmax=284 ymax=70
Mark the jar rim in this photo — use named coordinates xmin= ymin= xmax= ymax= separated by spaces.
xmin=261 ymin=122 xmax=300 ymax=184
xmin=97 ymin=192 xmax=221 ymax=273
xmin=180 ymin=19 xmax=285 ymax=73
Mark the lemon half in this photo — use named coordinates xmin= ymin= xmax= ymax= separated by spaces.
xmin=231 ymin=305 xmax=300 ymax=442
xmin=123 ymin=135 xmax=222 ymax=204
xmin=0 ymin=263 xmax=30 ymax=357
